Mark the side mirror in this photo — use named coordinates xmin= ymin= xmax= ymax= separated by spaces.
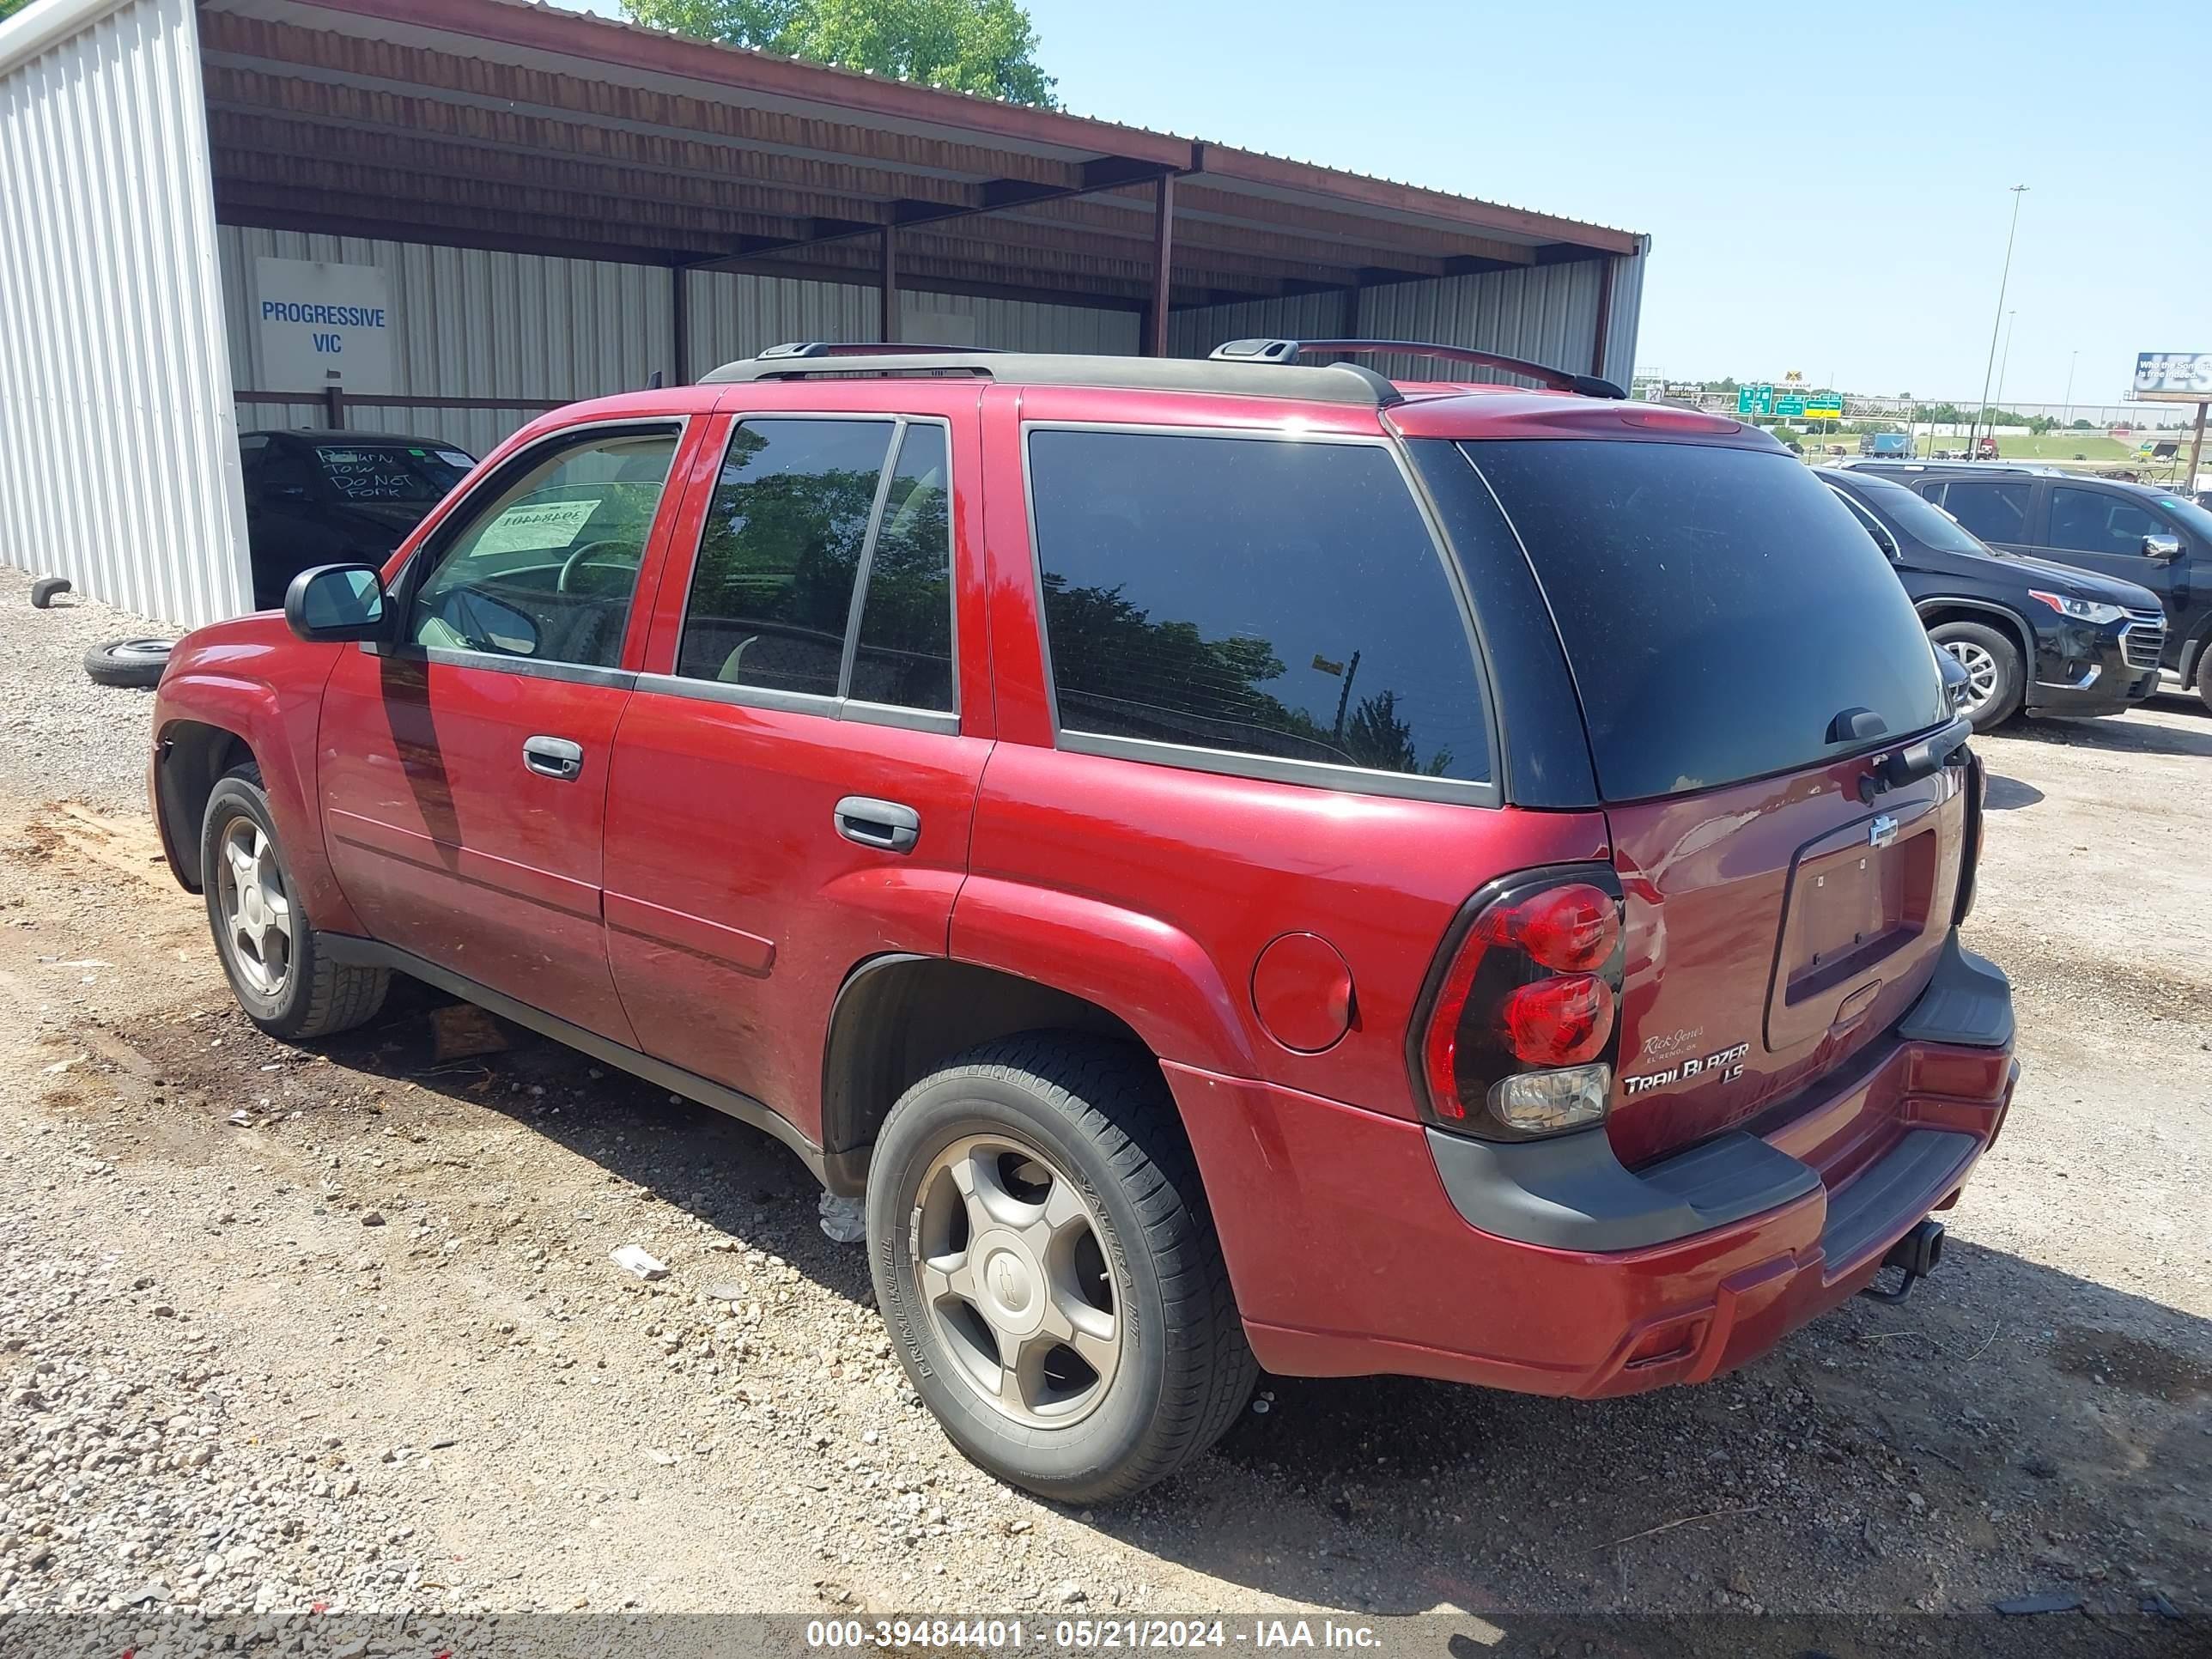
xmin=2142 ymin=532 xmax=2183 ymax=562
xmin=285 ymin=563 xmax=390 ymax=642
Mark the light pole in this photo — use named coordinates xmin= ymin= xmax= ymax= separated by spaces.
xmin=2062 ymin=349 xmax=2077 ymax=428
xmin=1993 ymin=310 xmax=2017 ymax=434
xmin=1970 ymin=185 xmax=2029 ymax=459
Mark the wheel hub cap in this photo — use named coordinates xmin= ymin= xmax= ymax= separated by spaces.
xmin=215 ymin=815 xmax=292 ymax=997
xmin=1941 ymin=640 xmax=1999 ymax=713
xmin=911 ymin=1133 xmax=1122 ymax=1427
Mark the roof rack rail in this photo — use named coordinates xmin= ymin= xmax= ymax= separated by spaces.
xmin=753 ymin=340 xmax=1005 ymax=361
xmin=1209 ymin=338 xmax=1626 ymax=399
xmin=700 ymin=348 xmax=1406 ymax=406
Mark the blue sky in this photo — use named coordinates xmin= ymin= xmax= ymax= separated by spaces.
xmin=574 ymin=1 xmax=2209 ymax=403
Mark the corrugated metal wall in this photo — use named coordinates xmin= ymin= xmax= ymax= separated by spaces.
xmin=679 ymin=272 xmax=1139 ymax=377
xmin=218 ymin=234 xmax=1145 ymax=459
xmin=1171 ymin=250 xmax=1647 ymax=391
xmin=0 ymin=0 xmax=249 ymax=627
xmin=220 ymin=225 xmax=675 ymax=461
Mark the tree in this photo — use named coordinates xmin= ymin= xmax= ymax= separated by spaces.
xmin=0 ymin=0 xmax=32 ymax=18
xmin=622 ymin=0 xmax=1059 ymax=107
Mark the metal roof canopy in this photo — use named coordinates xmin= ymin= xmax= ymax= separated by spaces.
xmin=198 ymin=0 xmax=1643 ymax=342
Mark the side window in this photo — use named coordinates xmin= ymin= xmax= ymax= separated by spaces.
xmin=2048 ymin=487 xmax=2161 ymax=556
xmin=409 ymin=426 xmax=679 ymax=670
xmin=1937 ymin=480 xmax=2029 ymax=544
xmin=849 ymin=424 xmax=955 ymax=713
xmin=675 ymin=419 xmax=894 ymax=696
xmin=1027 ymin=429 xmax=1491 ymax=786
xmin=239 ymin=435 xmax=270 ymax=495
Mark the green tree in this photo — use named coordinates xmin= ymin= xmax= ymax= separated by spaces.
xmin=622 ymin=0 xmax=1058 ymax=106
xmin=0 ymin=0 xmax=32 ymax=19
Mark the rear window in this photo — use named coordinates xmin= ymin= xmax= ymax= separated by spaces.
xmin=1027 ymin=429 xmax=1491 ymax=788
xmin=1462 ymin=440 xmax=1945 ymax=802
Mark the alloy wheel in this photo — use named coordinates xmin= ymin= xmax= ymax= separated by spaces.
xmin=214 ymin=815 xmax=293 ymax=996
xmin=1940 ymin=639 xmax=2000 ymax=716
xmin=911 ymin=1132 xmax=1122 ymax=1427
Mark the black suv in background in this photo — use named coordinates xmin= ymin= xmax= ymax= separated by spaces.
xmin=1820 ymin=468 xmax=2162 ymax=732
xmin=239 ymin=430 xmax=476 ymax=609
xmin=1849 ymin=463 xmax=2212 ymax=712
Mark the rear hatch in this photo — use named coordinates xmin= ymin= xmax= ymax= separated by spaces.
xmin=1454 ymin=434 xmax=1967 ymax=1168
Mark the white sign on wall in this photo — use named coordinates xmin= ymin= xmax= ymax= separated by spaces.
xmin=255 ymin=257 xmax=395 ymax=393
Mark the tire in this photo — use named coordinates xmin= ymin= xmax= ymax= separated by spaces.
xmin=29 ymin=575 xmax=71 ymax=609
xmin=1927 ymin=621 xmax=2023 ymax=732
xmin=866 ymin=1036 xmax=1255 ymax=1504
xmin=201 ymin=763 xmax=388 ymax=1041
xmin=83 ymin=636 xmax=174 ymax=690
xmin=2196 ymin=643 xmax=2212 ymax=716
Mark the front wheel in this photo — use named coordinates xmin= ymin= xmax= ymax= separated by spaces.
xmin=1928 ymin=621 xmax=2023 ymax=732
xmin=2196 ymin=644 xmax=2212 ymax=716
xmin=866 ymin=1036 xmax=1255 ymax=1504
xmin=202 ymin=764 xmax=388 ymax=1040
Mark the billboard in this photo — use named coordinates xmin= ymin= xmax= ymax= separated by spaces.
xmin=2132 ymin=351 xmax=2212 ymax=403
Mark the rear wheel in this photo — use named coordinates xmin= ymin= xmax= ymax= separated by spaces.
xmin=2196 ymin=643 xmax=2212 ymax=715
xmin=202 ymin=764 xmax=388 ymax=1040
xmin=1928 ymin=621 xmax=2022 ymax=732
xmin=866 ymin=1036 xmax=1255 ymax=1504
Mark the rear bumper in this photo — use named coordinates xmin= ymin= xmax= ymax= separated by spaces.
xmin=1174 ymin=933 xmax=2014 ymax=1398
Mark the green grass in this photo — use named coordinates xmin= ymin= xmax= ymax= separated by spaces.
xmin=1789 ymin=429 xmax=2198 ymax=477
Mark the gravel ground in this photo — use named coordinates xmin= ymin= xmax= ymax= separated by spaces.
xmin=0 ymin=568 xmax=169 ymax=813
xmin=0 ymin=572 xmax=2203 ymax=1655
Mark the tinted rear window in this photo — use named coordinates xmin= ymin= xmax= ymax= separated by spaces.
xmin=1462 ymin=440 xmax=1944 ymax=801
xmin=1029 ymin=429 xmax=1491 ymax=786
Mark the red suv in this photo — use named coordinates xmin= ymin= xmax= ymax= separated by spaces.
xmin=149 ymin=341 xmax=2017 ymax=1502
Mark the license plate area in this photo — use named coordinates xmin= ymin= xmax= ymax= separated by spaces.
xmin=1767 ymin=803 xmax=1939 ymax=1049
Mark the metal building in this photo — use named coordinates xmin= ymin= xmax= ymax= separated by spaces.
xmin=1 ymin=0 xmax=1649 ymax=627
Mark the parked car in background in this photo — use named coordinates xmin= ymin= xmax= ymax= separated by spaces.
xmin=150 ymin=342 xmax=2012 ymax=1502
xmin=240 ymin=430 xmax=476 ymax=609
xmin=1819 ymin=467 xmax=2163 ymax=731
xmin=1851 ymin=462 xmax=2212 ymax=711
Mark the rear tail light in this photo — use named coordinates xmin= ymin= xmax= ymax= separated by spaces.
xmin=1414 ymin=867 xmax=1626 ymax=1140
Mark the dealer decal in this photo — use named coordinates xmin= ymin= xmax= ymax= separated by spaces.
xmin=1622 ymin=1039 xmax=1751 ymax=1096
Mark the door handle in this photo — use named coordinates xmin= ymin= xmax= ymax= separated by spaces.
xmin=522 ymin=735 xmax=584 ymax=781
xmin=834 ymin=795 xmax=920 ymax=854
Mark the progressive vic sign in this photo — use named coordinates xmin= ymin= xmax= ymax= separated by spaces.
xmin=2132 ymin=351 xmax=2212 ymax=403
xmin=255 ymin=257 xmax=396 ymax=395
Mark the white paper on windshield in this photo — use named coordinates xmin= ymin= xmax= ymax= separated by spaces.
xmin=471 ymin=499 xmax=599 ymax=556
xmin=435 ymin=450 xmax=475 ymax=470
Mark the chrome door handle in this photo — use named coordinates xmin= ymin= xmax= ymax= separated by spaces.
xmin=834 ymin=795 xmax=920 ymax=854
xmin=522 ymin=735 xmax=584 ymax=781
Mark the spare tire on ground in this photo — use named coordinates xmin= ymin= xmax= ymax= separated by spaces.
xmin=29 ymin=576 xmax=72 ymax=608
xmin=84 ymin=637 xmax=174 ymax=690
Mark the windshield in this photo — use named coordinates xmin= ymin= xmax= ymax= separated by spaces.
xmin=2155 ymin=494 xmax=2212 ymax=543
xmin=312 ymin=444 xmax=474 ymax=504
xmin=1459 ymin=440 xmax=1946 ymax=802
xmin=1844 ymin=472 xmax=1990 ymax=556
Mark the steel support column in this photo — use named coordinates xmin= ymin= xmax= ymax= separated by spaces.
xmin=2189 ymin=399 xmax=2208 ymax=495
xmin=1146 ymin=173 xmax=1175 ymax=356
xmin=671 ymin=262 xmax=690 ymax=384
xmin=880 ymin=226 xmax=898 ymax=343
xmin=1592 ymin=255 xmax=1615 ymax=379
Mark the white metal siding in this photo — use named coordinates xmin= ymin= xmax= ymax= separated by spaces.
xmin=0 ymin=0 xmax=249 ymax=626
xmin=683 ymin=269 xmax=1139 ymax=377
xmin=219 ymin=225 xmax=675 ymax=461
xmin=1169 ymin=252 xmax=1648 ymax=390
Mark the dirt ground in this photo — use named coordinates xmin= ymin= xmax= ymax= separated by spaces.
xmin=0 ymin=574 xmax=2204 ymax=1655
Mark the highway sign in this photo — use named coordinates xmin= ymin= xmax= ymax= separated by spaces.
xmin=1774 ymin=396 xmax=1806 ymax=418
xmin=1735 ymin=384 xmax=1775 ymax=416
